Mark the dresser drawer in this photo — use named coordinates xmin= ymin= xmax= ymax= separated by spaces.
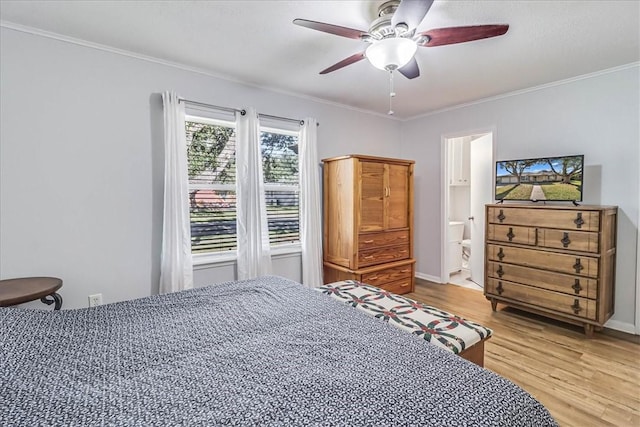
xmin=486 ymin=261 xmax=597 ymax=299
xmin=486 ymin=244 xmax=599 ymax=278
xmin=486 ymin=278 xmax=596 ymax=320
xmin=358 ymin=244 xmax=410 ymax=267
xmin=487 ymin=224 xmax=537 ymax=246
xmin=358 ymin=230 xmax=409 ymax=251
xmin=378 ymin=277 xmax=413 ymax=294
xmin=537 ymin=229 xmax=599 ymax=253
xmin=361 ymin=264 xmax=413 ymax=287
xmin=487 ymin=207 xmax=600 ymax=231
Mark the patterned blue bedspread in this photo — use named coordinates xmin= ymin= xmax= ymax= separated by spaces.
xmin=0 ymin=276 xmax=557 ymax=426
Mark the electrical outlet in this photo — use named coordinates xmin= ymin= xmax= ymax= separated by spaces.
xmin=88 ymin=293 xmax=103 ymax=307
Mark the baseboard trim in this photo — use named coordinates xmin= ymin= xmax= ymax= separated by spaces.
xmin=415 ymin=272 xmax=443 ymax=284
xmin=603 ymin=319 xmax=638 ymax=336
xmin=602 ymin=328 xmax=640 ymax=343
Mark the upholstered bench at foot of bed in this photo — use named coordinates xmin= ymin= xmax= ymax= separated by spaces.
xmin=316 ymin=280 xmax=493 ymax=367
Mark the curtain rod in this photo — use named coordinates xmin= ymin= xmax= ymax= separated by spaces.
xmin=178 ymin=97 xmax=318 ymax=126
xmin=179 ymin=97 xmax=244 ymax=115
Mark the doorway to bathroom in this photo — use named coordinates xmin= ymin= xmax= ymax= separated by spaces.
xmin=441 ymin=130 xmax=494 ymax=290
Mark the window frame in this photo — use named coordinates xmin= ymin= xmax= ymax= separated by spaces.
xmin=186 ymin=116 xmax=302 ymax=267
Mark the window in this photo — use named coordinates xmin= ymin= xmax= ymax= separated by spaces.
xmin=185 ymin=115 xmax=300 ymax=255
xmin=261 ymin=127 xmax=300 ymax=247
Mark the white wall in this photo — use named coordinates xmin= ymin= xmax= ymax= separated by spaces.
xmin=0 ymin=27 xmax=402 ymax=309
xmin=400 ymin=65 xmax=640 ymax=331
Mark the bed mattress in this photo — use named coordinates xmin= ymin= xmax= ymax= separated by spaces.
xmin=0 ymin=276 xmax=557 ymax=426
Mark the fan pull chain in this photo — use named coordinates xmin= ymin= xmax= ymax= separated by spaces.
xmin=388 ymin=70 xmax=396 ymax=115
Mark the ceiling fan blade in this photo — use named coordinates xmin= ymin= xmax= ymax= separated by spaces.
xmin=320 ymin=52 xmax=366 ymax=74
xmin=293 ymin=18 xmax=368 ymax=39
xmin=392 ymin=0 xmax=435 ymax=31
xmin=398 ymin=57 xmax=420 ymax=79
xmin=419 ymin=24 xmax=509 ymax=47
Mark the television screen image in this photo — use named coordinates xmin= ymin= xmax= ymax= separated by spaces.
xmin=495 ymin=154 xmax=584 ymax=202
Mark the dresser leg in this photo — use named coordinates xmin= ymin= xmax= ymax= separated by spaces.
xmin=584 ymin=324 xmax=594 ymax=337
xmin=490 ymin=299 xmax=498 ymax=311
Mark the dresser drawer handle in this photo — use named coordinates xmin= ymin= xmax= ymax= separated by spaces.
xmin=497 ymin=209 xmax=506 ymax=223
xmin=362 ymin=239 xmax=374 ymax=244
xmin=399 ymin=250 xmax=408 ymax=254
xmin=496 ymin=281 xmax=504 ymax=295
xmin=574 ymin=213 xmax=584 ymax=228
xmin=400 ymin=269 xmax=410 ymax=273
xmin=571 ymin=299 xmax=582 ymax=314
xmin=497 ymin=248 xmax=505 ymax=260
xmin=573 ymin=258 xmax=584 ymax=273
xmin=367 ymin=276 xmax=379 ymax=281
xmin=561 ymin=232 xmax=571 ymax=248
xmin=496 ymin=265 xmax=504 ymax=278
xmin=364 ymin=255 xmax=375 ymax=259
xmin=400 ymin=283 xmax=410 ymax=288
xmin=399 ymin=236 xmax=408 ymax=239
xmin=572 ymin=279 xmax=583 ymax=294
xmin=506 ymin=227 xmax=515 ymax=241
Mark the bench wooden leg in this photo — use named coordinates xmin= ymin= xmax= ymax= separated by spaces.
xmin=459 ymin=339 xmax=487 ymax=367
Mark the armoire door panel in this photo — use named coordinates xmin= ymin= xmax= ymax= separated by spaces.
xmin=359 ymin=161 xmax=385 ymax=231
xmin=387 ymin=164 xmax=409 ymax=229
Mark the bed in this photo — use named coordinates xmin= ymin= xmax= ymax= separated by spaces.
xmin=0 ymin=276 xmax=557 ymax=426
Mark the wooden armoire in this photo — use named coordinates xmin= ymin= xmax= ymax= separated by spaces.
xmin=322 ymin=155 xmax=415 ymax=294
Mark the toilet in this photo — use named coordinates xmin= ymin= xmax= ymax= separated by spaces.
xmin=461 ymin=239 xmax=471 ymax=269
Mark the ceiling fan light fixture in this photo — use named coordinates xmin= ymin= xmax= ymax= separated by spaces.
xmin=365 ymin=37 xmax=417 ymax=71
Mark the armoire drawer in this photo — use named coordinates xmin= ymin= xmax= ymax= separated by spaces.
xmin=361 ymin=263 xmax=413 ymax=287
xmin=486 ymin=244 xmax=599 ymax=278
xmin=487 ymin=207 xmax=600 ymax=231
xmin=378 ymin=277 xmax=413 ymax=294
xmin=536 ymin=229 xmax=599 ymax=253
xmin=486 ymin=261 xmax=597 ymax=299
xmin=487 ymin=224 xmax=537 ymax=246
xmin=358 ymin=230 xmax=409 ymax=251
xmin=358 ymin=244 xmax=410 ymax=267
xmin=486 ymin=278 xmax=596 ymax=320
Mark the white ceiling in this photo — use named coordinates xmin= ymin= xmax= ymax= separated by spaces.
xmin=1 ymin=1 xmax=639 ymax=119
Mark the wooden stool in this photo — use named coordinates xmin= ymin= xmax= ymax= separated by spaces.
xmin=0 ymin=277 xmax=63 ymax=310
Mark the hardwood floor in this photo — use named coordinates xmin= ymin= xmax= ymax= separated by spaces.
xmin=407 ymin=279 xmax=640 ymax=427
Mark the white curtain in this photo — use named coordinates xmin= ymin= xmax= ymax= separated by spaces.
xmin=159 ymin=91 xmax=193 ymax=293
xmin=236 ymin=108 xmax=273 ymax=279
xmin=299 ymin=118 xmax=323 ymax=287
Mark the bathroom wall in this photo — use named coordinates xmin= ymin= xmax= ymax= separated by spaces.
xmin=448 ymin=136 xmax=473 ymax=240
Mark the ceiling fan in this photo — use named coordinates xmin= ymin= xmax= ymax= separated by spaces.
xmin=293 ymin=0 xmax=509 ymax=80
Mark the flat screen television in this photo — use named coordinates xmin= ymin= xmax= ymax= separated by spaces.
xmin=495 ymin=154 xmax=584 ymax=203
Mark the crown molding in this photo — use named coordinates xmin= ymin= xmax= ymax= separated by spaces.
xmin=0 ymin=20 xmax=400 ymax=122
xmin=404 ymin=62 xmax=640 ymax=122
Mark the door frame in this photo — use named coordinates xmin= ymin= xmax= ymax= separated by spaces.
xmin=440 ymin=126 xmax=497 ymax=284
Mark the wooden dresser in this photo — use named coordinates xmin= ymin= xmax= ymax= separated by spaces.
xmin=484 ymin=204 xmax=617 ymax=336
xmin=322 ymin=155 xmax=415 ymax=294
